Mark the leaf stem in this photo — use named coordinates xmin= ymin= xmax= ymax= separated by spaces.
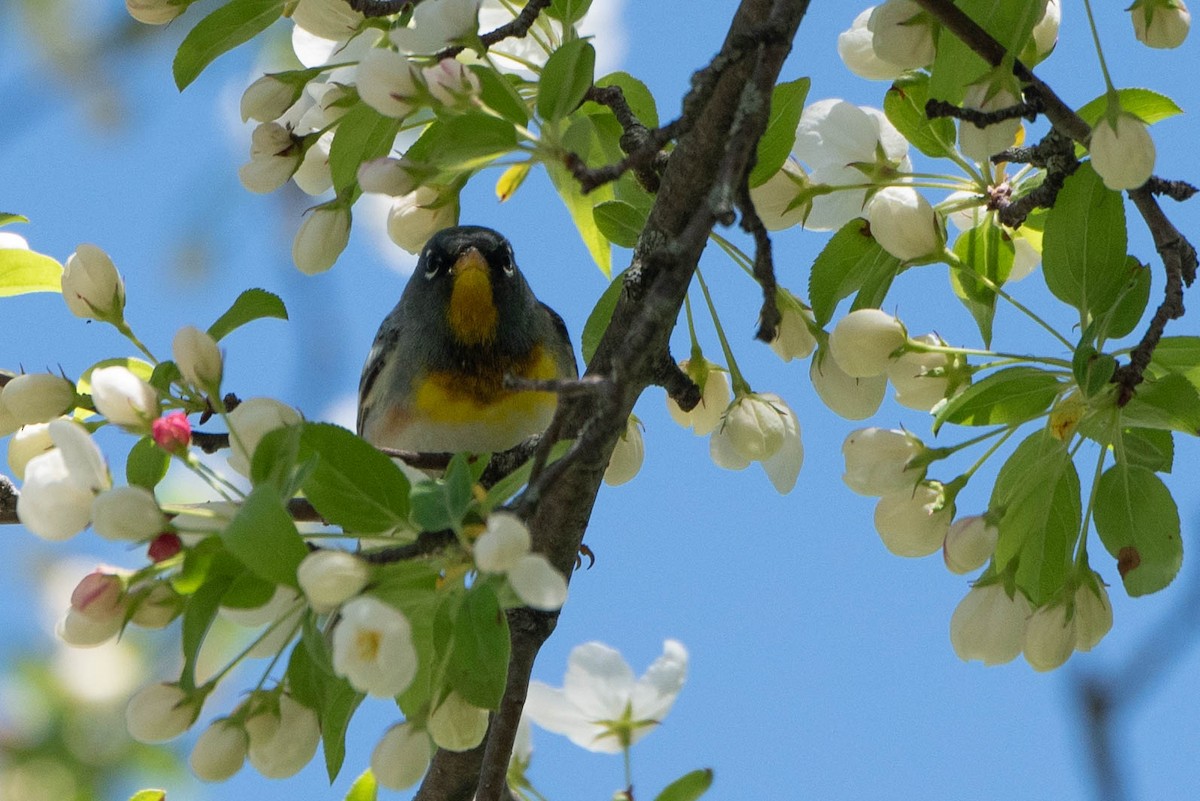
xmin=695 ymin=267 xmax=751 ymax=395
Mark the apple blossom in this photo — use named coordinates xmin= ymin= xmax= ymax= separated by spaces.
xmin=392 ymin=0 xmax=481 ymax=53
xmin=62 ymin=243 xmax=125 ymax=322
xmin=1023 ymin=602 xmax=1077 ymax=672
xmin=428 ymin=691 xmax=490 ymax=752
xmin=1021 ymin=0 xmax=1061 ymax=65
xmin=604 ymin=415 xmax=644 ymax=486
xmin=792 ymin=99 xmax=911 ymax=231
xmin=59 ymin=569 xmax=127 ymax=647
xmin=358 ymin=157 xmax=421 ymax=197
xmin=837 ymin=8 xmax=905 ymax=81
xmin=331 ymin=595 xmax=418 ymax=697
xmin=525 ymin=639 xmax=687 ymax=754
xmin=950 ymin=583 xmax=1032 ymax=665
xmin=873 ymin=481 xmax=952 ymax=557
xmin=473 ymin=512 xmax=569 ymax=610
xmin=292 ymin=132 xmax=334 ymax=196
xmin=828 ymin=308 xmax=907 ymax=378
xmin=710 ymin=392 xmax=803 ymax=494
xmin=129 ymin=581 xmax=184 ymax=628
xmin=125 ymin=0 xmax=186 ymax=25
xmin=240 ymin=75 xmax=300 ymax=123
xmin=226 ymin=397 xmax=303 ymax=476
xmin=749 ymin=159 xmax=812 ymax=231
xmin=423 ymin=59 xmax=481 ymax=107
xmin=841 ymin=427 xmax=924 ymax=496
xmin=297 ymin=549 xmax=371 ymax=613
xmin=1089 ymin=112 xmax=1156 ymax=191
xmin=358 ymin=49 xmax=422 ymax=119
xmin=868 ymin=0 xmax=936 ymax=69
xmin=887 ymin=333 xmax=961 ymax=411
xmin=126 ymin=682 xmax=200 ymax=743
xmin=152 ymin=411 xmax=192 ymax=454
xmin=768 ymin=298 xmax=817 ymax=362
xmin=173 ymin=325 xmax=223 ymax=392
xmin=92 ymin=485 xmax=166 ymax=542
xmin=942 ymin=515 xmax=999 ymax=575
xmin=809 ymin=350 xmax=887 ymax=420
xmin=17 ymin=420 xmax=110 ymax=541
xmin=90 ymin=366 xmax=158 ymax=428
xmin=7 ymin=422 xmax=53 ymax=480
xmin=666 ymin=360 xmax=731 ymax=435
xmin=865 ymin=186 xmax=943 ymax=262
xmin=1130 ymin=0 xmax=1191 ymax=48
xmin=191 ymin=719 xmax=249 ymax=782
xmin=246 ymin=695 xmax=321 ymax=778
xmin=371 ymin=722 xmax=433 ymax=790
xmin=1 ymin=373 xmax=75 ymax=425
xmin=1074 ymin=578 xmax=1114 ymax=652
xmin=58 ymin=606 xmax=123 ymax=647
xmin=959 ymin=81 xmax=1022 ymax=163
xmin=291 ymin=0 xmax=365 ymax=41
xmin=239 ymin=122 xmax=302 ymax=194
xmin=0 ymin=394 xmax=17 ymax=438
xmin=387 ymin=186 xmax=460 ymax=254
xmin=0 ymin=231 xmax=29 ymax=250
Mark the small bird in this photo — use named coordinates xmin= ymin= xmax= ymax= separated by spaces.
xmin=358 ymin=225 xmax=578 ymax=454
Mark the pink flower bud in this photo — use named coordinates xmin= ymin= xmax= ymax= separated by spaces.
xmin=70 ymin=569 xmax=125 ymax=620
xmin=153 ymin=412 xmax=192 ymax=454
xmin=149 ymin=532 xmax=183 ymax=563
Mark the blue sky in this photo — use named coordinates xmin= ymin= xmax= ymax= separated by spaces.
xmin=3 ymin=2 xmax=1200 ymax=800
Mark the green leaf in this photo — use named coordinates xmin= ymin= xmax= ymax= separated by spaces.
xmin=1120 ymin=372 xmax=1200 ymax=434
xmin=320 ymin=677 xmax=365 ymax=782
xmin=929 ymin=0 xmax=1046 ymax=104
xmin=808 ymin=218 xmax=902 ymax=326
xmin=181 ymin=573 xmax=233 ymax=690
xmin=127 ymin=436 xmax=170 ymax=490
xmin=207 ymin=288 xmax=288 ymax=341
xmin=251 ymin=424 xmax=305 ymax=496
xmin=219 ymin=571 xmax=276 ymax=610
xmin=149 ymin=360 xmax=183 ymax=394
xmin=1094 ymin=463 xmax=1182 ymax=595
xmin=594 ymin=71 xmax=659 ymax=128
xmin=297 ymin=423 xmax=413 ymax=534
xmin=1071 ymin=344 xmax=1117 ymax=399
xmin=481 ymin=440 xmax=571 ymax=512
xmin=749 ymin=77 xmax=811 ymax=187
xmin=128 ymin=792 xmax=167 ymax=801
xmin=537 ymin=40 xmax=596 ymax=122
xmin=1149 ymin=335 xmax=1200 ymax=387
xmin=0 ymin=247 xmax=62 ymax=296
xmin=581 ymin=269 xmax=625 ymax=363
xmin=345 ymin=770 xmax=378 ymax=801
xmin=654 ymin=769 xmax=714 ymax=801
xmin=546 ymin=0 xmax=593 ymax=25
xmin=548 ymin=159 xmax=612 ymax=276
xmin=173 ymin=0 xmax=286 ymax=91
xmin=420 ymin=112 xmax=518 ymax=172
xmin=934 ymin=366 xmax=1061 ymax=432
xmin=593 ymin=200 xmax=645 ymax=248
xmin=1102 ymin=257 xmax=1150 ymax=340
xmin=1118 ymin=427 xmax=1174 ymax=473
xmin=221 ymin=485 xmax=308 ymax=588
xmin=329 ymin=104 xmax=402 ymax=195
xmin=447 ymin=583 xmax=510 ymax=708
xmin=0 ymin=213 xmax=29 ymax=227
xmin=287 ymin=637 xmax=323 ymax=711
xmin=472 ymin=67 xmax=530 ymax=126
xmin=77 ymin=357 xmax=155 ymax=394
xmin=884 ymin=73 xmax=958 ymax=158
xmin=950 ymin=219 xmax=1014 ymax=347
xmin=410 ymin=453 xmax=477 ymax=533
xmin=1042 ymin=163 xmax=1128 ymax=322
xmin=1077 ymin=87 xmax=1184 ymax=128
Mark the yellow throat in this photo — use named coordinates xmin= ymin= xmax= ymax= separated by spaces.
xmin=448 ymin=248 xmax=498 ymax=346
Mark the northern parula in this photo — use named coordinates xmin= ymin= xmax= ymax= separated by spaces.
xmin=357 ymin=225 xmax=578 ymax=454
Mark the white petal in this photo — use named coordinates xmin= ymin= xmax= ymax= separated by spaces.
xmin=509 ymin=554 xmax=568 ymax=611
xmin=562 ymin=642 xmax=635 ymax=722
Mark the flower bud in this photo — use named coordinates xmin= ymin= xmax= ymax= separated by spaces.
xmin=387 ymin=186 xmax=459 ymax=254
xmin=70 ymin=569 xmax=126 ymax=620
xmin=7 ymin=423 xmax=54 ymax=481
xmin=1021 ymin=0 xmax=1061 ymax=66
xmin=247 ymin=695 xmax=320 ymax=779
xmin=125 ymin=0 xmax=186 ymax=25
xmin=1023 ymin=602 xmax=1076 ymax=672
xmin=959 ymin=81 xmax=1022 ymax=163
xmin=62 ymin=244 xmax=125 ymax=321
xmin=92 ymin=485 xmax=166 ymax=542
xmin=292 ymin=0 xmax=364 ymax=40
xmin=50 ymin=418 xmax=110 ymax=491
xmin=841 ymin=427 xmax=924 ymax=496
xmin=130 ymin=580 xmax=184 ymax=628
xmin=865 ymin=186 xmax=943 ymax=262
xmin=838 ymin=8 xmax=905 ymax=81
xmin=152 ymin=411 xmax=192 ymax=454
xmin=950 ymin=583 xmax=1031 ymax=665
xmin=191 ymin=719 xmax=249 ymax=782
xmin=240 ymin=75 xmax=300 ymax=123
xmin=828 ymin=308 xmax=907 ymax=377
xmin=126 ymin=683 xmax=199 ymax=743
xmin=173 ymin=326 xmax=223 ymax=392
xmin=293 ymin=133 xmax=334 ymax=196
xmin=239 ymin=123 xmax=302 ymax=194
xmin=423 ymin=59 xmax=480 ymax=107
xmin=358 ymin=157 xmax=421 ymax=197
xmin=1131 ymin=0 xmax=1191 ymax=48
xmin=17 ymin=451 xmax=95 ymax=541
xmin=226 ymin=397 xmax=303 ymax=476
xmin=887 ymin=333 xmax=960 ymax=411
xmin=474 ymin=513 xmax=532 ymax=573
xmin=297 ymin=550 xmax=371 ymax=613
xmin=1089 ymin=111 xmax=1155 ymax=190
xmin=2 ymin=373 xmax=75 ymax=425
xmin=428 ymin=691 xmax=489 ymax=752
xmin=371 ymin=722 xmax=433 ymax=790
xmin=666 ymin=361 xmax=730 ymax=436
xmin=749 ymin=160 xmax=811 ymax=231
xmin=292 ymin=205 xmax=351 ymax=275
xmin=358 ymin=49 xmax=422 ymax=119
xmin=873 ymin=481 xmax=952 ymax=557
xmin=58 ymin=607 xmax=123 ymax=646
xmin=768 ymin=299 xmax=817 ymax=362
xmin=809 ymin=350 xmax=887 ymax=420
xmin=604 ymin=415 xmax=644 ymax=486
xmin=91 ymin=366 xmax=158 ymax=429
xmin=1074 ymin=579 xmax=1114 ymax=651
xmin=942 ymin=515 xmax=998 ymax=574
xmin=0 ymin=394 xmax=18 ymax=438
xmin=710 ymin=393 xmax=803 ymax=494
xmin=868 ymin=0 xmax=936 ymax=69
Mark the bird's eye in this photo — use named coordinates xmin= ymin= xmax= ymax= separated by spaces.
xmin=502 ymin=245 xmax=516 ymax=277
xmin=423 ymin=258 xmax=440 ymax=280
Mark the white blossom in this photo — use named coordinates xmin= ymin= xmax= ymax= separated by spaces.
xmin=358 ymin=157 xmax=421 ymax=197
xmin=62 ymin=243 xmax=125 ymax=321
xmin=240 ymin=75 xmax=299 ymax=123
xmin=17 ymin=420 xmax=109 ymax=541
xmin=666 ymin=361 xmax=730 ymax=436
xmin=90 ymin=366 xmax=158 ymax=428
xmin=358 ymin=49 xmax=422 ymax=118
xmin=191 ymin=719 xmax=249 ymax=782
xmin=392 ymin=0 xmax=481 ymax=53
xmin=239 ymin=122 xmax=302 ymax=194
xmin=0 ymin=394 xmax=18 ymax=438
xmin=423 ymin=59 xmax=481 ymax=107
xmin=1074 ymin=579 xmax=1114 ymax=652
xmin=428 ymin=691 xmax=489 ymax=752
xmin=331 ymin=595 xmax=418 ymax=697
xmin=865 ymin=186 xmax=943 ymax=262
xmin=246 ymin=695 xmax=321 ymax=779
xmin=297 ymin=549 xmax=371 ymax=613
xmin=1089 ymin=112 xmax=1156 ymax=191
xmin=7 ymin=422 xmax=53 ymax=480
xmin=873 ymin=481 xmax=952 ymax=557
xmin=125 ymin=0 xmax=185 ymax=25
xmin=710 ymin=392 xmax=803 ymax=494
xmin=1022 ymin=0 xmax=1061 ymax=66
xmin=950 ymin=583 xmax=1032 ymax=665
xmin=1 ymin=373 xmax=75 ymax=425
xmin=841 ymin=427 xmax=924 ymax=496
xmin=604 ymin=415 xmax=644 ymax=486
xmin=942 ymin=515 xmax=998 ymax=575
xmin=474 ymin=513 xmax=569 ymax=610
xmin=525 ymin=639 xmax=687 ymax=754
xmin=1023 ymin=602 xmax=1076 ymax=672
xmin=291 ymin=0 xmax=364 ymax=41
xmin=292 ymin=132 xmax=334 ymax=195
xmin=828 ymin=308 xmax=907 ymax=378
xmin=868 ymin=0 xmax=936 ymax=69
xmin=226 ymin=397 xmax=303 ymax=476
xmin=371 ymin=722 xmax=433 ymax=790
xmin=837 ymin=8 xmax=906 ymax=81
xmin=1131 ymin=0 xmax=1191 ymax=48
xmin=959 ymin=82 xmax=1022 ymax=163
xmin=173 ymin=325 xmax=223 ymax=391
xmin=126 ymin=683 xmax=199 ymax=743
xmin=809 ymin=350 xmax=887 ymax=420
xmin=887 ymin=333 xmax=958 ymax=411
xmin=92 ymin=485 xmax=166 ymax=542
xmin=749 ymin=159 xmax=811 ymax=231
xmin=292 ymin=205 xmax=351 ymax=274
xmin=387 ymin=186 xmax=459 ymax=254
xmin=768 ymin=300 xmax=817 ymax=362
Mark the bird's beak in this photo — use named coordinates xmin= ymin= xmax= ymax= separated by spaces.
xmin=451 ymin=247 xmax=488 ymax=278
